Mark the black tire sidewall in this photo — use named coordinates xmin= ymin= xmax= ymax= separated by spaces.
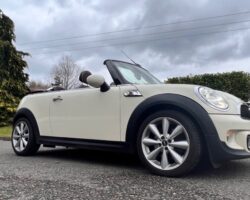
xmin=137 ymin=110 xmax=202 ymax=177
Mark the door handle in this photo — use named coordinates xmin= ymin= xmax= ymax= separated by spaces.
xmin=124 ymin=90 xmax=142 ymax=97
xmin=53 ymin=96 xmax=63 ymax=102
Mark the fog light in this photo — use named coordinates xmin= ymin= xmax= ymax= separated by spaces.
xmin=248 ymin=136 xmax=250 ymax=150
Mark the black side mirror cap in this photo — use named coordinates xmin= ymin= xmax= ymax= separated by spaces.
xmin=100 ymin=82 xmax=110 ymax=92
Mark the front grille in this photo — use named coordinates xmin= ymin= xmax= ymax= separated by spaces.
xmin=241 ymin=103 xmax=250 ymax=119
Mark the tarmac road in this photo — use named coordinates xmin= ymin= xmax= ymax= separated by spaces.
xmin=0 ymin=140 xmax=250 ymax=200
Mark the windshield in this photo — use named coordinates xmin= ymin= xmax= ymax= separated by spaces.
xmin=112 ymin=61 xmax=161 ymax=84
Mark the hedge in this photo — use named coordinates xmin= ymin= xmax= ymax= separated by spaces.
xmin=166 ymin=71 xmax=250 ymax=102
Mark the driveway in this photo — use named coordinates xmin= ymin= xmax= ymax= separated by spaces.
xmin=0 ymin=140 xmax=250 ymax=200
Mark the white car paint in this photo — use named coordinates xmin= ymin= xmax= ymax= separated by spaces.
xmin=49 ymin=87 xmax=120 ymax=141
xmin=18 ymin=83 xmax=250 ymax=152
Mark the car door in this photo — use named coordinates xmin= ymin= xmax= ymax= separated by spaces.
xmin=49 ymin=87 xmax=121 ymax=141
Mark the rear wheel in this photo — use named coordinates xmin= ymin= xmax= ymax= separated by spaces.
xmin=137 ymin=110 xmax=202 ymax=177
xmin=12 ymin=118 xmax=40 ymax=156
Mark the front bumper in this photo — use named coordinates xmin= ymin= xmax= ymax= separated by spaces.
xmin=207 ymin=114 xmax=250 ymax=165
xmin=205 ymin=137 xmax=250 ymax=167
xmin=210 ymin=114 xmax=250 ymax=152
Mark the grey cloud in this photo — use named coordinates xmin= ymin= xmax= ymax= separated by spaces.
xmin=1 ymin=0 xmax=250 ymax=82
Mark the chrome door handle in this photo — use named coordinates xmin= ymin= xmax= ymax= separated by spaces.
xmin=124 ymin=90 xmax=142 ymax=97
xmin=53 ymin=96 xmax=63 ymax=102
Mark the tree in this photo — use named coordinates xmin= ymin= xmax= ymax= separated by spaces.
xmin=0 ymin=10 xmax=29 ymax=126
xmin=52 ymin=75 xmax=62 ymax=86
xmin=51 ymin=55 xmax=81 ymax=89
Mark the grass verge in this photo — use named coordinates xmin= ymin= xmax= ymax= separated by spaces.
xmin=0 ymin=126 xmax=12 ymax=139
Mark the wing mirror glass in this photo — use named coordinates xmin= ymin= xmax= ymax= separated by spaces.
xmin=87 ymin=75 xmax=110 ymax=92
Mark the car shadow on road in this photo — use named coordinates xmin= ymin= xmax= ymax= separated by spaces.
xmin=37 ymin=147 xmax=142 ymax=169
xmin=36 ymin=147 xmax=250 ymax=178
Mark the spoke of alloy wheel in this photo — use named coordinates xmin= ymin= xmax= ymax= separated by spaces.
xmin=143 ymin=138 xmax=161 ymax=146
xmin=15 ymin=138 xmax=21 ymax=148
xmin=169 ymin=141 xmax=189 ymax=149
xmin=149 ymin=124 xmax=162 ymax=139
xmin=168 ymin=147 xmax=183 ymax=164
xmin=20 ymin=123 xmax=24 ymax=133
xmin=20 ymin=139 xmax=24 ymax=151
xmin=22 ymin=138 xmax=28 ymax=146
xmin=161 ymin=148 xmax=169 ymax=169
xmin=147 ymin=146 xmax=162 ymax=160
xmin=15 ymin=126 xmax=21 ymax=134
xmin=162 ymin=118 xmax=170 ymax=137
xmin=13 ymin=133 xmax=20 ymax=139
xmin=169 ymin=125 xmax=183 ymax=140
xmin=13 ymin=139 xmax=17 ymax=147
xmin=23 ymin=125 xmax=28 ymax=133
xmin=23 ymin=133 xmax=29 ymax=139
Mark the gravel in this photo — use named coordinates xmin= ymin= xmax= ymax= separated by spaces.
xmin=0 ymin=140 xmax=250 ymax=200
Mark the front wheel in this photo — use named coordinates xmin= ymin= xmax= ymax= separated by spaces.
xmin=12 ymin=118 xmax=40 ymax=156
xmin=137 ymin=110 xmax=202 ymax=177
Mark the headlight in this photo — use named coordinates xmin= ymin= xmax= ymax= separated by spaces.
xmin=196 ymin=87 xmax=229 ymax=111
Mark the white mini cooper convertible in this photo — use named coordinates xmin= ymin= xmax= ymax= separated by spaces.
xmin=12 ymin=60 xmax=250 ymax=176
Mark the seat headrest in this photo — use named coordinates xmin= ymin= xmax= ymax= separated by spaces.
xmin=79 ymin=71 xmax=92 ymax=84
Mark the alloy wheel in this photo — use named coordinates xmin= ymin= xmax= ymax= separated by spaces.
xmin=12 ymin=121 xmax=30 ymax=152
xmin=141 ymin=117 xmax=190 ymax=170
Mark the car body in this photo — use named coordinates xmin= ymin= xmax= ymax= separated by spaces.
xmin=12 ymin=60 xmax=250 ymax=176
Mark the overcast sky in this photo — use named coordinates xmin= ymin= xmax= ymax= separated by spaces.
xmin=2 ymin=0 xmax=250 ymax=83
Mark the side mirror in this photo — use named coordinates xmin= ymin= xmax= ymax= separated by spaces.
xmin=87 ymin=74 xmax=110 ymax=92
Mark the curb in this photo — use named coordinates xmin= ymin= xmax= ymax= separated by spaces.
xmin=0 ymin=137 xmax=10 ymax=141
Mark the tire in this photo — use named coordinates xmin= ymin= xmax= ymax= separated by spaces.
xmin=137 ymin=110 xmax=202 ymax=177
xmin=11 ymin=117 xmax=40 ymax=156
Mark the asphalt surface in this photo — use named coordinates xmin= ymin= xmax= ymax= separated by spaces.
xmin=0 ymin=141 xmax=250 ymax=200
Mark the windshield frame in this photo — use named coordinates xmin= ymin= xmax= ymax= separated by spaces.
xmin=104 ymin=59 xmax=161 ymax=85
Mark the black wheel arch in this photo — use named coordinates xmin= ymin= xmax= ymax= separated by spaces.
xmin=13 ymin=108 xmax=40 ymax=143
xmin=125 ymin=93 xmax=225 ymax=165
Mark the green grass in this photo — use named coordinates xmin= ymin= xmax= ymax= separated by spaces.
xmin=0 ymin=126 xmax=12 ymax=138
